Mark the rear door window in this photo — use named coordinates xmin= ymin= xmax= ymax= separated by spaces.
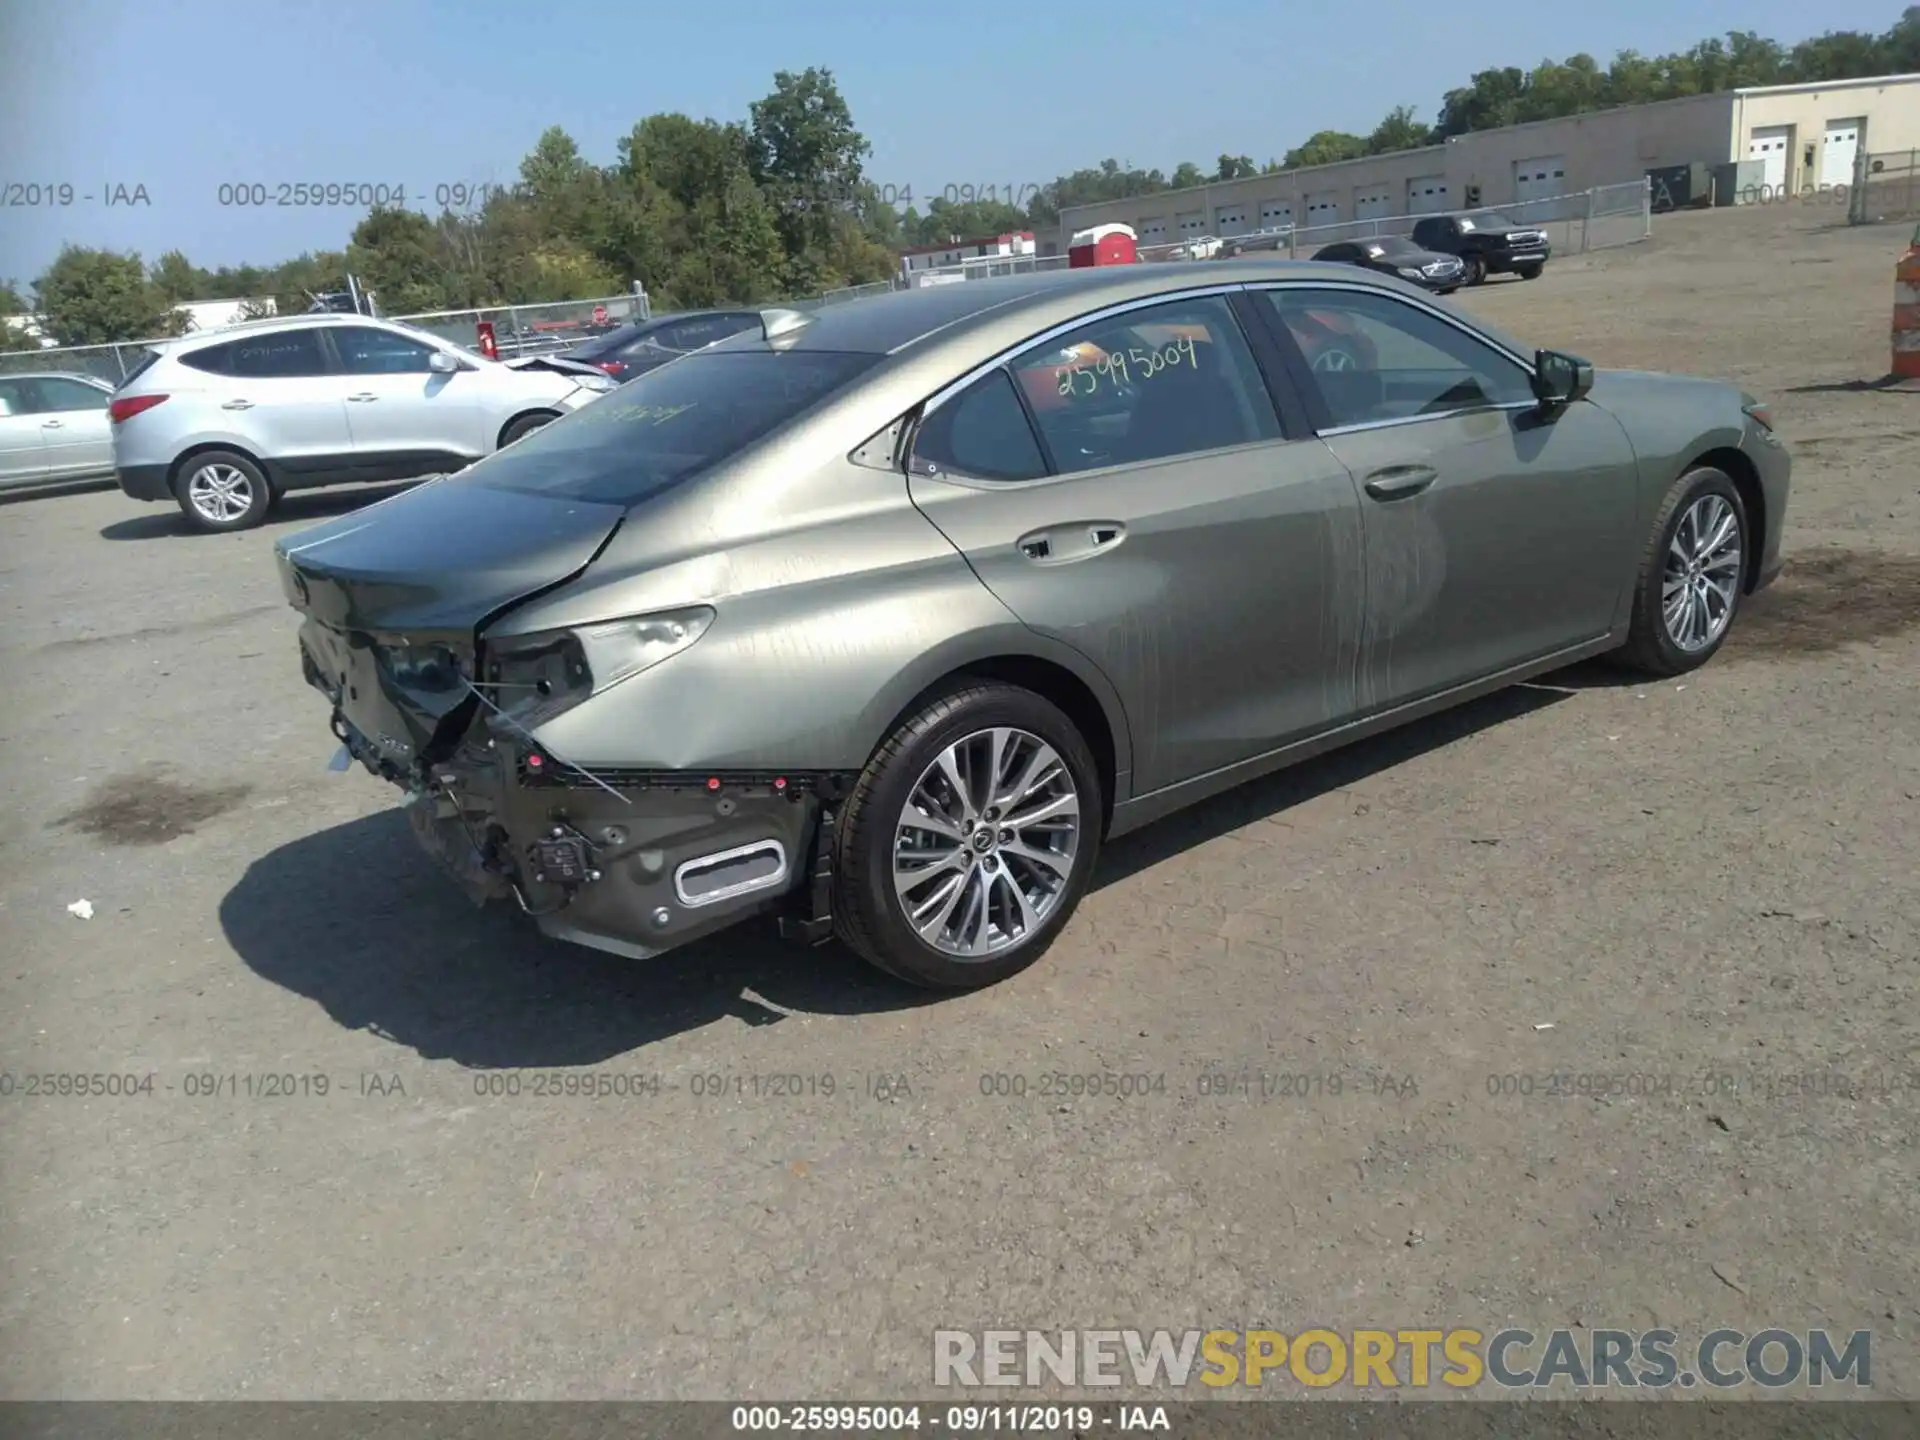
xmin=183 ymin=330 xmax=331 ymax=378
xmin=1004 ymin=294 xmax=1281 ymax=476
xmin=446 ymin=348 xmax=882 ymax=505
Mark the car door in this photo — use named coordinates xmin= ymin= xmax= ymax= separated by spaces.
xmin=181 ymin=330 xmax=356 ymax=482
xmin=905 ymin=289 xmax=1366 ymax=798
xmin=0 ymin=380 xmax=51 ymax=485
xmin=325 ymin=325 xmax=489 ymax=477
xmin=1248 ymin=282 xmax=1638 ymax=713
xmin=29 ymin=376 xmax=114 ymax=477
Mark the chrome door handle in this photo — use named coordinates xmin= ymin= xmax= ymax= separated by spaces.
xmin=1363 ymin=464 xmax=1438 ymax=500
xmin=221 ymin=399 xmax=253 ymax=410
xmin=348 ymin=393 xmax=378 ymax=402
xmin=40 ymin=419 xmax=62 ymax=428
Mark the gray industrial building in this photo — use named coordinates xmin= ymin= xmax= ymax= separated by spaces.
xmin=1050 ymin=72 xmax=1920 ymax=250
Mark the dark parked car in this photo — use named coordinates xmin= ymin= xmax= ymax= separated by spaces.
xmin=1311 ymin=236 xmax=1465 ymax=293
xmin=1410 ymin=211 xmax=1551 ymax=285
xmin=561 ymin=310 xmax=764 ymax=382
xmin=276 ymin=264 xmax=1788 ymax=991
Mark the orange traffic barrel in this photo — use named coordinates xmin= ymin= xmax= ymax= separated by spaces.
xmin=1895 ymin=223 xmax=1920 ymax=379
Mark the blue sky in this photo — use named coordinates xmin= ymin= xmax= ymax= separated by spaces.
xmin=0 ymin=0 xmax=1898 ymax=288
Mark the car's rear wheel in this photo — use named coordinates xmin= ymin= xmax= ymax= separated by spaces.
xmin=175 ymin=450 xmax=272 ymax=533
xmin=1518 ymin=263 xmax=1544 ymax=280
xmin=1463 ymin=256 xmax=1487 ymax=286
xmin=500 ymin=411 xmax=558 ymax=448
xmin=1611 ymin=466 xmax=1749 ymax=676
xmin=833 ymin=682 xmax=1102 ymax=990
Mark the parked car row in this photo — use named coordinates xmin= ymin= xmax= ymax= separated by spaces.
xmin=107 ymin=313 xmax=617 ymax=531
xmin=1301 ymin=209 xmax=1552 ymax=289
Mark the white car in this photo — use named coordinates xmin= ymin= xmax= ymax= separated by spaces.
xmin=0 ymin=372 xmax=116 ymax=491
xmin=108 ymin=313 xmax=616 ymax=531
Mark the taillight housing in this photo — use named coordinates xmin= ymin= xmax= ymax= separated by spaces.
xmin=597 ymin=361 xmax=623 ymax=375
xmin=110 ymin=393 xmax=168 ymax=423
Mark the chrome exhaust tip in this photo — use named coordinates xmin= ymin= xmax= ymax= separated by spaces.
xmin=673 ymin=839 xmax=789 ymax=908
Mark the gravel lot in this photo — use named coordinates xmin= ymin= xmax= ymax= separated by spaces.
xmin=2 ymin=198 xmax=1917 ymax=1402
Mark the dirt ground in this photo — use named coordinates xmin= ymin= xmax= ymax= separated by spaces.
xmin=1 ymin=197 xmax=1917 ymax=1403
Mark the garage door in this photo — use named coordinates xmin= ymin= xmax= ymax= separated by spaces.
xmin=1354 ymin=185 xmax=1392 ymax=220
xmin=1304 ymin=191 xmax=1340 ymax=226
xmin=1138 ymin=217 xmax=1167 ymax=241
xmin=1259 ymin=200 xmax=1293 ymax=229
xmin=1749 ymin=127 xmax=1790 ymax=193
xmin=1214 ymin=204 xmax=1248 ymax=235
xmin=1821 ymin=118 xmax=1863 ymax=186
xmin=1513 ymin=156 xmax=1566 ymax=202
xmin=1406 ymin=175 xmax=1449 ymax=213
xmin=1175 ymin=211 xmax=1206 ymax=234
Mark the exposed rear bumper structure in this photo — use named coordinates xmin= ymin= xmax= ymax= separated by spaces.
xmin=318 ymin=656 xmax=852 ymax=960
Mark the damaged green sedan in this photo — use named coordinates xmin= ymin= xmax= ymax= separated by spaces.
xmin=276 ymin=262 xmax=1789 ymax=989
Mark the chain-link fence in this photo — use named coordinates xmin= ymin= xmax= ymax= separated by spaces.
xmin=1849 ymin=150 xmax=1920 ymax=225
xmin=1275 ymin=180 xmax=1651 ymax=256
xmin=0 ymin=340 xmax=155 ymax=382
xmin=392 ymin=294 xmax=649 ymax=357
xmin=901 ymin=254 xmax=1072 ymax=286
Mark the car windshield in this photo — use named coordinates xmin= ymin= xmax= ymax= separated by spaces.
xmin=1460 ymin=211 xmax=1515 ymax=230
xmin=1369 ymin=237 xmax=1419 ymax=257
xmin=443 ymin=349 xmax=882 ymax=506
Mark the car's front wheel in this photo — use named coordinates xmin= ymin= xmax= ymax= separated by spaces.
xmin=175 ymin=450 xmax=273 ymax=532
xmin=833 ymin=681 xmax=1103 ymax=990
xmin=1612 ymin=466 xmax=1749 ymax=676
xmin=1517 ymin=263 xmax=1544 ymax=280
xmin=1463 ymin=256 xmax=1487 ymax=286
xmin=500 ymin=411 xmax=558 ymax=448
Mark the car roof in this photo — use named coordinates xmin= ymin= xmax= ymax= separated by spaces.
xmin=157 ymin=311 xmax=370 ymax=351
xmin=0 ymin=370 xmax=112 ymax=385
xmin=729 ymin=260 xmax=1419 ymax=357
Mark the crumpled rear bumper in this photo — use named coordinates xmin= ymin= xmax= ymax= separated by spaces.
xmin=361 ymin=709 xmax=837 ymax=960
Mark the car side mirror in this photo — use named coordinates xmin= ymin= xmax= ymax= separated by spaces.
xmin=428 ymin=351 xmax=458 ymax=374
xmin=1532 ymin=348 xmax=1593 ymax=408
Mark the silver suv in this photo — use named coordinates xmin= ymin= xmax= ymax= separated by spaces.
xmin=110 ymin=313 xmax=615 ymax=531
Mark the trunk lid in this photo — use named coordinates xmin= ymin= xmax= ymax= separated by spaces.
xmin=275 ymin=477 xmax=626 ymax=768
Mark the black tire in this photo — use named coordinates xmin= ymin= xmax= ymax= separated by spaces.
xmin=1610 ymin=466 xmax=1749 ymax=676
xmin=500 ymin=411 xmax=558 ymax=448
xmin=1517 ymin=263 xmax=1544 ymax=280
xmin=173 ymin=450 xmax=272 ymax=533
xmin=833 ymin=681 xmax=1103 ymax=990
xmin=1463 ymin=255 xmax=1487 ymax=286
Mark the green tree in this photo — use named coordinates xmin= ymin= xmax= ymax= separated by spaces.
xmin=0 ymin=279 xmax=35 ymax=353
xmin=1282 ymin=130 xmax=1370 ymax=168
xmin=1216 ymin=155 xmax=1259 ymax=181
xmin=33 ymin=246 xmax=179 ymax=345
xmin=1366 ymin=106 xmax=1433 ymax=154
xmin=345 ymin=208 xmax=449 ymax=314
xmin=150 ymin=250 xmax=205 ymax=303
xmin=748 ymin=66 xmax=872 ymax=279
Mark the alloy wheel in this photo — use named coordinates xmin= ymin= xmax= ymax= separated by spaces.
xmin=1662 ymin=493 xmax=1743 ymax=651
xmin=891 ymin=726 xmax=1082 ymax=959
xmin=186 ymin=464 xmax=256 ymax=525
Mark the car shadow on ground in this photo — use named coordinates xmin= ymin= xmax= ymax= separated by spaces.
xmin=221 ymin=683 xmax=1567 ymax=1066
xmin=98 ymin=481 xmax=420 ymax=540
